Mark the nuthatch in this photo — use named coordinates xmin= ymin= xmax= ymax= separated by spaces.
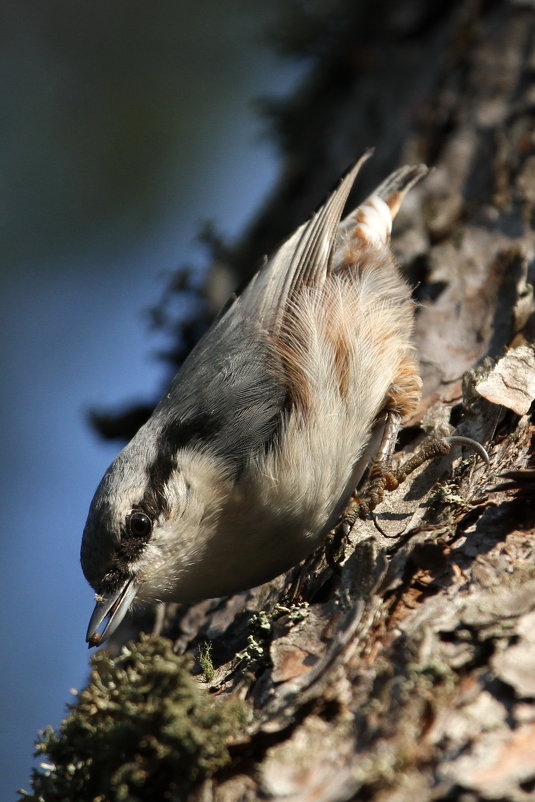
xmin=81 ymin=152 xmax=431 ymax=646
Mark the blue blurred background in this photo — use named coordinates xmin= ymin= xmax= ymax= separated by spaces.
xmin=1 ymin=2 xmax=304 ymax=796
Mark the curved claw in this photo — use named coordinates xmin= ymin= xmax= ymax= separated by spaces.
xmin=447 ymin=436 xmax=490 ymax=465
xmin=370 ymin=511 xmax=390 ymax=538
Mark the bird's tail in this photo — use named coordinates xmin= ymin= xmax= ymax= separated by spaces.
xmin=346 ymin=163 xmax=428 ymax=248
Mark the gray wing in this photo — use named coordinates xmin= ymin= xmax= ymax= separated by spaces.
xmin=243 ymin=149 xmax=373 ymax=333
xmin=151 ymin=153 xmax=374 ymax=475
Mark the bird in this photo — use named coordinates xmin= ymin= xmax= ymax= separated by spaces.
xmin=81 ymin=150 xmax=429 ymax=647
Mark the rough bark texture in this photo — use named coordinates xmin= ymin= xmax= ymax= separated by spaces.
xmin=26 ymin=1 xmax=535 ymax=800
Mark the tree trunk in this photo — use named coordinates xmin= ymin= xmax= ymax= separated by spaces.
xmin=25 ymin=2 xmax=535 ymax=800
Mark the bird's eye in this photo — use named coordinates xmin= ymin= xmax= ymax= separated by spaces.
xmin=127 ymin=511 xmax=153 ymax=539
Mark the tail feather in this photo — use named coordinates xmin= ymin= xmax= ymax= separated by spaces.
xmin=342 ymin=163 xmax=428 ymax=248
xmin=372 ymin=164 xmax=429 ymax=219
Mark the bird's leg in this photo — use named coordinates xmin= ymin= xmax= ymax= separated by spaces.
xmin=383 ymin=435 xmax=489 ymax=498
xmin=347 ymin=415 xmax=489 ymax=525
xmin=356 ymin=410 xmax=402 ymax=517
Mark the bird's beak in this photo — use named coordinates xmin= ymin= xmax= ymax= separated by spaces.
xmin=86 ymin=577 xmax=138 ymax=648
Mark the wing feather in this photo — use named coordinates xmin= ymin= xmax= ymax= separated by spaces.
xmin=242 ymin=149 xmax=374 ymax=332
xmin=153 ymin=154 xmax=427 ymax=468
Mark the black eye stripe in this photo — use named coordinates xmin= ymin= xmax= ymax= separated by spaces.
xmin=141 ymin=415 xmax=217 ymax=517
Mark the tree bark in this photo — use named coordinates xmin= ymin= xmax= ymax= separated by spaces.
xmin=27 ymin=2 xmax=535 ymax=800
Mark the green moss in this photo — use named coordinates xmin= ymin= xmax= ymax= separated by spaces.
xmin=20 ymin=635 xmax=248 ymax=802
xmin=198 ymin=641 xmax=215 ymax=683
